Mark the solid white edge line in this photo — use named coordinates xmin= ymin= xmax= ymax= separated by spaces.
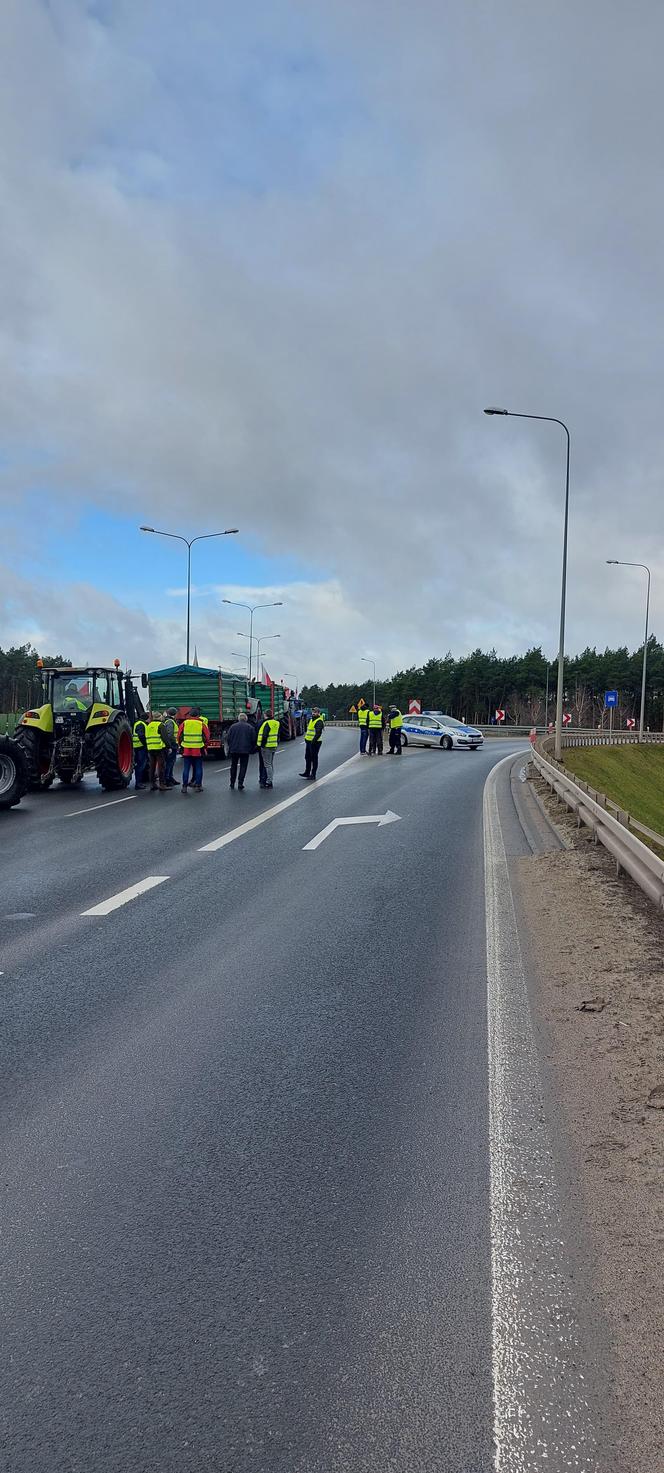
xmin=199 ymin=752 xmax=360 ymax=852
xmin=81 ymin=875 xmax=169 ymax=916
xmin=65 ymin=795 xmax=136 ymax=817
xmin=484 ymin=753 xmax=599 ymax=1471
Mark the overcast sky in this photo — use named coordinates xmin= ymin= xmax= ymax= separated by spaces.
xmin=2 ymin=0 xmax=663 ymax=685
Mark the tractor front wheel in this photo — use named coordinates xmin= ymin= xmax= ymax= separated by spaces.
xmin=95 ymin=717 xmax=134 ymax=790
xmin=12 ymin=725 xmax=55 ymax=790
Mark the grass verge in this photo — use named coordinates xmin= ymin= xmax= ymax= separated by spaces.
xmin=562 ymin=745 xmax=664 ymax=841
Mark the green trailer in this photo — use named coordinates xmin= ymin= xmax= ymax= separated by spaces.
xmin=147 ymin=665 xmax=249 ymax=756
xmin=146 ymin=666 xmax=298 ymax=754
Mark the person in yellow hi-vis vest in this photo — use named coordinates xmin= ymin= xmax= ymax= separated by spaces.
xmin=256 ymin=715 xmax=280 ymax=789
xmin=300 ymin=708 xmax=325 ymax=781
xmin=356 ymin=701 xmax=370 ymax=755
xmin=367 ymin=704 xmax=384 ymax=756
xmin=388 ymin=706 xmax=403 ymax=755
xmin=177 ymin=707 xmax=210 ymax=793
xmin=145 ymin=713 xmax=169 ymax=792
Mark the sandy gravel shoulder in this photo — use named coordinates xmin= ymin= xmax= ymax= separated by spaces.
xmin=513 ymin=775 xmax=664 ymax=1473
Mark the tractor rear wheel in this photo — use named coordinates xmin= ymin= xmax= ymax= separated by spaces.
xmin=94 ymin=716 xmax=134 ymax=790
xmin=12 ymin=726 xmax=55 ymax=790
xmin=0 ymin=736 xmax=28 ymax=809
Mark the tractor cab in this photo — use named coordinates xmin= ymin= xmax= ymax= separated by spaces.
xmin=16 ymin=661 xmax=143 ymax=792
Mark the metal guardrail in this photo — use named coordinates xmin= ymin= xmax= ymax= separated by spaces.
xmin=531 ymin=739 xmax=664 ymax=910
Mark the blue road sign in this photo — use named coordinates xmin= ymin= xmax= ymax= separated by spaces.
xmin=604 ymin=690 xmax=618 ymax=708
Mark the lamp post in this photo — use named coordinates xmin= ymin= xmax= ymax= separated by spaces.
xmin=222 ymin=600 xmax=283 ymax=682
xmin=231 ymin=651 xmax=250 ymax=672
xmin=362 ymin=656 xmax=376 ymax=706
xmin=485 ymin=407 xmax=570 ymax=760
xmin=256 ymin=634 xmax=280 ymax=681
xmin=606 ymin=560 xmax=651 ymax=741
xmin=140 ymin=525 xmax=239 ymax=665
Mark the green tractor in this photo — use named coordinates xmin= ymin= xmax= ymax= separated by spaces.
xmin=14 ymin=662 xmax=144 ymax=791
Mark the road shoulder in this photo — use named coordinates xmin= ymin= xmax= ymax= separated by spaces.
xmin=510 ymin=771 xmax=664 ymax=1473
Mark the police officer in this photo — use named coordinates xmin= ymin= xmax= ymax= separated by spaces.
xmin=388 ymin=705 xmax=403 ymax=755
xmin=300 ymin=707 xmax=325 ymax=780
xmin=256 ymin=713 xmax=280 ymax=788
xmin=132 ymin=712 xmax=148 ymax=789
xmin=367 ymin=703 xmax=384 ymax=756
xmin=357 ymin=700 xmax=369 ymax=754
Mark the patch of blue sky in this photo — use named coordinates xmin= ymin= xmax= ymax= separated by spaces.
xmin=10 ymin=500 xmax=327 ymax=601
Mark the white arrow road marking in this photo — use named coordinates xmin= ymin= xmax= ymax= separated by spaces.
xmin=81 ymin=876 xmax=170 ymax=916
xmin=303 ymin=810 xmax=401 ymax=851
xmin=199 ymin=752 xmax=360 ymax=853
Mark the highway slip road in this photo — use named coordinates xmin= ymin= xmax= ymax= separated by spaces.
xmin=0 ymin=731 xmax=616 ymax=1472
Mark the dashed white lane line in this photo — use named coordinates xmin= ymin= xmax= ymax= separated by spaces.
xmin=81 ymin=876 xmax=169 ymax=917
xmin=199 ymin=752 xmax=360 ymax=852
xmin=65 ymin=794 xmax=136 ymax=818
xmin=484 ymin=753 xmax=599 ymax=1471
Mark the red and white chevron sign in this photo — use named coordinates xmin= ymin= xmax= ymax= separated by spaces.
xmin=562 ymin=712 xmax=572 ymax=726
xmin=495 ymin=709 xmax=505 ymax=723
xmin=626 ymin=717 xmax=636 ymax=730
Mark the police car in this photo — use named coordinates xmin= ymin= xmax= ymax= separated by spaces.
xmin=400 ymin=711 xmax=484 ymax=750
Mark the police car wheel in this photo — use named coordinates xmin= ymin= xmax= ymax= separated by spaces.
xmin=441 ymin=735 xmax=453 ymax=751
xmin=401 ymin=733 xmax=408 ymax=747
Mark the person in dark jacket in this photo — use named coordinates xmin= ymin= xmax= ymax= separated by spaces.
xmin=227 ymin=712 xmax=255 ymax=790
xmin=162 ymin=707 xmax=179 ymax=787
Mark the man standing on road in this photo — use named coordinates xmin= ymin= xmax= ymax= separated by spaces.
xmin=227 ymin=711 xmax=255 ymax=790
xmin=132 ymin=712 xmax=148 ymax=789
xmin=357 ymin=700 xmax=369 ymax=754
xmin=300 ymin=708 xmax=325 ymax=781
xmin=256 ymin=714 xmax=280 ymax=789
xmin=178 ymin=707 xmax=210 ymax=794
xmin=368 ymin=704 xmax=384 ymax=756
xmin=145 ymin=712 xmax=170 ymax=792
xmin=388 ymin=705 xmax=403 ymax=755
xmin=162 ymin=707 xmax=179 ymax=787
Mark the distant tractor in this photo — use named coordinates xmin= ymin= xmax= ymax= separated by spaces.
xmin=14 ymin=661 xmax=144 ymax=791
xmin=0 ymin=734 xmax=28 ymax=810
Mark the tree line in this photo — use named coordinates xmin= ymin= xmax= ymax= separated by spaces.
xmin=0 ymin=645 xmax=71 ymax=715
xmin=301 ymin=639 xmax=664 ymax=728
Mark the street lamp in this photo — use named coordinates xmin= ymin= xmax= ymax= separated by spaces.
xmin=140 ymin=525 xmax=239 ymax=665
xmin=222 ymin=600 xmax=283 ymax=682
xmin=361 ymin=656 xmax=376 ymax=706
xmin=256 ymin=634 xmax=280 ymax=680
xmin=231 ymin=651 xmax=250 ymax=671
xmin=485 ymin=406 xmax=571 ymax=760
xmin=236 ymin=631 xmax=281 ymax=682
xmin=606 ymin=560 xmax=651 ymax=741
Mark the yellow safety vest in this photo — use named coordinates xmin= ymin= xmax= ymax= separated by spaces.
xmin=389 ymin=711 xmax=403 ymax=729
xmin=132 ymin=719 xmax=147 ymax=749
xmin=182 ymin=718 xmax=205 ymax=749
xmin=357 ymin=708 xmax=369 ymax=726
xmin=258 ymin=718 xmax=279 ymax=749
xmin=145 ymin=720 xmax=165 ymax=751
xmin=368 ymin=709 xmax=382 ymax=728
xmin=305 ymin=717 xmax=323 ymax=743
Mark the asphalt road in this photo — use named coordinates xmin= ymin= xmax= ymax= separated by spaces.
xmin=0 ymin=732 xmax=603 ymax=1471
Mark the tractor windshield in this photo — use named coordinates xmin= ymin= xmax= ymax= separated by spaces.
xmin=51 ymin=673 xmax=94 ymax=713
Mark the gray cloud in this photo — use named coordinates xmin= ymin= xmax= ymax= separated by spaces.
xmin=1 ymin=0 xmax=663 ymax=680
